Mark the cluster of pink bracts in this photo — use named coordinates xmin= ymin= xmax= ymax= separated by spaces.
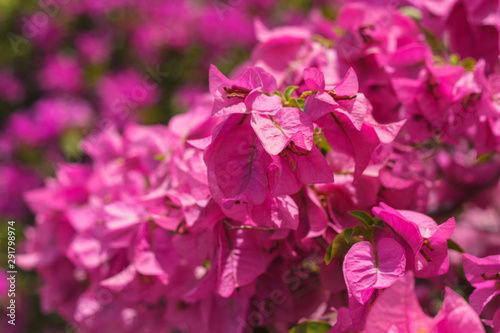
xmin=15 ymin=1 xmax=500 ymax=332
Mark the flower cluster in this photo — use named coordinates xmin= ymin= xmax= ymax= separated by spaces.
xmin=5 ymin=0 xmax=500 ymax=332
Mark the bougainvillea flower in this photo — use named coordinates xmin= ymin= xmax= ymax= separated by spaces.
xmin=363 ymin=272 xmax=431 ymax=333
xmin=316 ymin=111 xmax=382 ymax=180
xmin=268 ymin=145 xmax=333 ymax=197
xmin=462 ymin=253 xmax=500 ymax=330
xmin=250 ymin=107 xmax=314 ymax=155
xmin=250 ymin=195 xmax=299 ymax=229
xmin=205 ymin=114 xmax=270 ymax=206
xmin=209 ymin=65 xmax=283 ymax=116
xmin=216 ymin=226 xmax=269 ymax=297
xmin=304 ymin=67 xmax=365 ymax=129
xmin=364 ymin=272 xmax=485 ymax=333
xmin=37 ymin=53 xmax=83 ymax=93
xmin=251 ymin=20 xmax=312 ymax=87
xmin=343 ymin=237 xmax=406 ymax=305
xmin=401 ymin=210 xmax=455 ymax=278
xmin=372 ymin=203 xmax=455 ymax=277
xmin=432 ymin=287 xmax=487 ymax=333
xmin=132 ymin=223 xmax=177 ymax=284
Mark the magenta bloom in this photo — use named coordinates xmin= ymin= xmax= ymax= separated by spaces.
xmin=97 ymin=69 xmax=160 ymax=123
xmin=0 ymin=70 xmax=24 ymax=103
xmin=463 ymin=253 xmax=500 ymax=332
xmin=37 ymin=54 xmax=83 ymax=93
xmin=364 ymin=272 xmax=485 ymax=333
xmin=209 ymin=65 xmax=283 ymax=116
xmin=75 ymin=31 xmax=112 ymax=64
xmin=343 ymin=237 xmax=406 ymax=305
xmin=304 ymin=67 xmax=365 ymax=129
xmin=372 ymin=203 xmax=456 ymax=278
xmin=5 ymin=97 xmax=92 ymax=147
xmin=205 ymin=114 xmax=270 ymax=206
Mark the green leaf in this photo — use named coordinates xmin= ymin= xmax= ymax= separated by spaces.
xmin=60 ymin=129 xmax=84 ymax=159
xmin=325 ymin=225 xmax=373 ymax=265
xmin=154 ymin=154 xmax=166 ymax=161
xmin=297 ymin=98 xmax=306 ymax=111
xmin=325 ymin=233 xmax=347 ymax=265
xmin=325 ymin=228 xmax=361 ymax=264
xmin=476 ymin=152 xmax=494 ymax=164
xmin=288 ymin=98 xmax=300 ymax=108
xmin=450 ymin=54 xmax=460 ymax=66
xmin=285 ymin=86 xmax=299 ymax=100
xmin=343 ymin=228 xmax=353 ymax=242
xmin=374 ymin=218 xmax=386 ymax=229
xmin=289 ymin=321 xmax=332 ymax=333
xmin=399 ymin=6 xmax=422 ymax=20
xmin=274 ymin=90 xmax=284 ymax=99
xmin=352 ymin=225 xmax=369 ymax=238
xmin=299 ymin=91 xmax=313 ymax=99
xmin=349 ymin=210 xmax=373 ymax=227
xmin=447 ymin=239 xmax=465 ymax=253
xmin=461 ymin=57 xmax=476 ymax=72
xmin=314 ymin=131 xmax=332 ymax=154
xmin=311 ymin=34 xmax=335 ymax=48
xmin=274 ymin=90 xmax=285 ymax=104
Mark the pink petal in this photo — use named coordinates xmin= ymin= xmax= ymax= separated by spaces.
xmin=206 ymin=116 xmax=269 ymax=205
xmin=343 ymin=238 xmax=406 ymax=305
xmin=329 ymin=307 xmax=352 ymax=333
xmin=372 ymin=203 xmax=423 ymax=256
xmin=370 ymin=118 xmax=407 ymax=144
xmin=134 ymin=247 xmax=165 ymax=276
xmin=245 ymin=91 xmax=282 ymax=113
xmin=209 ymin=64 xmax=232 ymax=96
xmin=304 ymin=92 xmax=337 ymax=121
xmin=104 ymin=202 xmax=143 ymax=230
xmin=217 ymin=228 xmax=268 ymax=297
xmin=365 ymin=272 xmax=432 ymax=333
xmin=397 ymin=209 xmax=438 ymax=238
xmin=295 ymin=145 xmax=334 ymax=184
xmin=468 ymin=282 xmax=500 ymax=314
xmin=101 ymin=265 xmax=136 ymax=292
xmin=492 ymin=308 xmax=500 ymax=333
xmin=304 ymin=67 xmax=326 ymax=92
xmin=303 ymin=187 xmax=328 ymax=239
xmin=133 ymin=225 xmax=175 ymax=279
xmin=334 ymin=68 xmax=358 ymax=97
xmin=433 ymin=217 xmax=456 ymax=239
xmin=251 ymin=195 xmax=299 ymax=229
xmin=251 ymin=107 xmax=313 ymax=155
xmin=432 ymin=287 xmax=486 ymax=333
xmin=414 ymin=237 xmax=450 ymax=278
xmin=334 ymin=93 xmax=368 ymax=131
xmin=321 ymin=112 xmax=380 ymax=180
xmin=251 ymin=67 xmax=278 ymax=93
xmin=68 ymin=234 xmax=106 ymax=269
xmin=268 ymin=155 xmax=302 ymax=197
xmin=463 ymin=253 xmax=500 ymax=285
